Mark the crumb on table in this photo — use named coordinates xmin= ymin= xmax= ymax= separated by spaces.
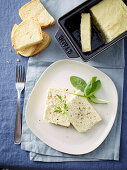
xmin=17 ymin=59 xmax=20 ymax=62
xmin=9 ymin=49 xmax=12 ymax=52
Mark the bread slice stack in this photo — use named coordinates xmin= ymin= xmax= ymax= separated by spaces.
xmin=11 ymin=0 xmax=55 ymax=57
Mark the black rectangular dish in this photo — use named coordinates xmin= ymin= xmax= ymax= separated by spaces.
xmin=55 ymin=0 xmax=127 ymax=62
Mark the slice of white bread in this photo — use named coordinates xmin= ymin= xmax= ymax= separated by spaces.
xmin=11 ymin=24 xmax=37 ymax=57
xmin=19 ymin=0 xmax=56 ymax=28
xmin=11 ymin=24 xmax=51 ymax=57
xmin=32 ymin=31 xmax=51 ymax=55
xmin=66 ymin=91 xmax=102 ymax=133
xmin=12 ymin=17 xmax=43 ymax=50
xmin=90 ymin=0 xmax=127 ymax=43
xmin=81 ymin=13 xmax=91 ymax=52
xmin=44 ymin=88 xmax=75 ymax=127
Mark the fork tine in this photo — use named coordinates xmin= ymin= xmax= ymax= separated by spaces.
xmin=19 ymin=66 xmax=21 ymax=82
xmin=21 ymin=66 xmax=23 ymax=82
xmin=16 ymin=66 xmax=18 ymax=82
xmin=23 ymin=66 xmax=26 ymax=82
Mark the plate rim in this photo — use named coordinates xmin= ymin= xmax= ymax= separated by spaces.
xmin=25 ymin=59 xmax=118 ymax=155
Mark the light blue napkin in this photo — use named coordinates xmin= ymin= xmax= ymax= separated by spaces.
xmin=21 ymin=0 xmax=124 ymax=162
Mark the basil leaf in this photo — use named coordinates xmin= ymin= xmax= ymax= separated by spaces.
xmin=91 ymin=95 xmax=109 ymax=103
xmin=90 ymin=95 xmax=96 ymax=99
xmin=70 ymin=76 xmax=87 ymax=92
xmin=69 ymin=76 xmax=108 ymax=105
xmin=84 ymin=77 xmax=96 ymax=96
xmin=87 ymin=98 xmax=108 ymax=104
xmin=91 ymin=76 xmax=97 ymax=83
xmin=84 ymin=79 xmax=101 ymax=97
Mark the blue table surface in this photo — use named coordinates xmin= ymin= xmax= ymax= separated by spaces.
xmin=0 ymin=0 xmax=127 ymax=169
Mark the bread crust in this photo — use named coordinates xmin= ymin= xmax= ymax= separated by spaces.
xmin=40 ymin=19 xmax=56 ymax=28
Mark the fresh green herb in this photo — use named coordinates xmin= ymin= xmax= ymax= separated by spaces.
xmin=70 ymin=76 xmax=87 ymax=92
xmin=84 ymin=79 xmax=101 ymax=97
xmin=56 ymin=106 xmax=61 ymax=110
xmin=67 ymin=92 xmax=109 ymax=104
xmin=67 ymin=92 xmax=86 ymax=98
xmin=91 ymin=95 xmax=109 ymax=103
xmin=64 ymin=103 xmax=67 ymax=110
xmin=54 ymin=95 xmax=68 ymax=115
xmin=54 ymin=109 xmax=62 ymax=113
xmin=70 ymin=76 xmax=108 ymax=104
xmin=63 ymin=111 xmax=66 ymax=115
xmin=56 ymin=94 xmax=62 ymax=101
xmin=87 ymin=98 xmax=108 ymax=104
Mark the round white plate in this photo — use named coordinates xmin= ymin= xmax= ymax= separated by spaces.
xmin=25 ymin=59 xmax=118 ymax=155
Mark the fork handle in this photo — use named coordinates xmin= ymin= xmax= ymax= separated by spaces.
xmin=14 ymin=91 xmax=21 ymax=144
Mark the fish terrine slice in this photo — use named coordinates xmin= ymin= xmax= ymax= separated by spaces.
xmin=67 ymin=91 xmax=102 ymax=133
xmin=44 ymin=88 xmax=75 ymax=127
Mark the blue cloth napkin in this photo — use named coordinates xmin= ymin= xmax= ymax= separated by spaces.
xmin=21 ymin=0 xmax=124 ymax=162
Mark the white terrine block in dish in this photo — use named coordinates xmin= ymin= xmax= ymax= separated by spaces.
xmin=80 ymin=13 xmax=91 ymax=52
xmin=66 ymin=91 xmax=102 ymax=133
xmin=90 ymin=0 xmax=127 ymax=43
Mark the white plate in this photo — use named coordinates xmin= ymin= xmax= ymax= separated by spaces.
xmin=25 ymin=59 xmax=118 ymax=155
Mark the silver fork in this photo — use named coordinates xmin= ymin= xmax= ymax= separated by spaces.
xmin=14 ymin=66 xmax=26 ymax=144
